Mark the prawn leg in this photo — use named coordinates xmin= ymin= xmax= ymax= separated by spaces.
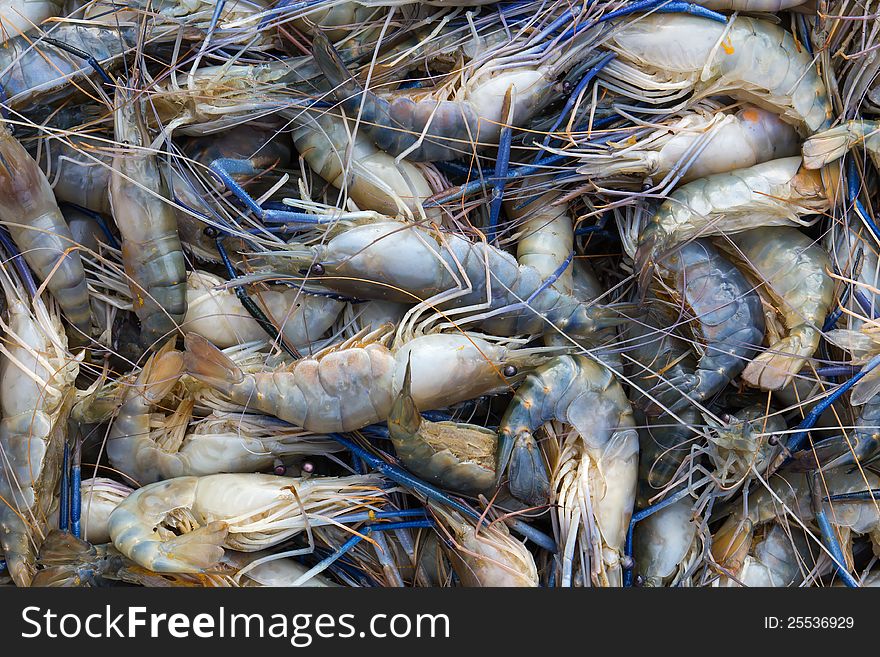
xmin=289 ymin=519 xmax=435 ymax=587
xmin=59 ymin=442 xmax=70 ymax=533
xmin=70 ymin=438 xmax=82 ymax=539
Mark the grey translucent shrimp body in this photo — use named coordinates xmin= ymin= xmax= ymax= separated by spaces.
xmin=276 ymin=221 xmax=625 ymax=340
xmin=108 ymin=472 xmax=387 ymax=573
xmin=184 ymin=329 xmax=551 ymax=434
xmin=712 ymin=518 xmax=810 ymax=587
xmin=635 ymin=157 xmax=835 ymax=279
xmin=633 ymin=497 xmax=699 ymax=586
xmin=312 ymin=29 xmax=590 ymax=161
xmin=803 ymin=120 xmax=880 ymax=170
xmin=37 ymin=135 xmax=114 ymax=217
xmin=573 ymin=105 xmax=800 ymax=184
xmin=0 ymin=281 xmax=80 ymax=586
xmin=605 ymin=15 xmax=833 ymax=135
xmin=110 ymin=88 xmax=187 ymax=346
xmin=432 ymin=504 xmax=538 ymax=587
xmin=627 ymin=303 xmax=701 ymax=506
xmin=291 ymin=111 xmax=434 ymax=217
xmin=652 ymin=239 xmax=765 ymax=413
xmin=717 ymin=468 xmax=880 ymax=579
xmin=0 ymin=126 xmax=92 ymax=335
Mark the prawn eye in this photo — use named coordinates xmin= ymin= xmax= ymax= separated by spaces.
xmin=310 ymin=263 xmax=325 ymax=276
xmin=203 ymin=226 xmax=220 ymax=238
xmin=503 ymin=365 xmax=517 ymax=377
xmin=768 ymin=434 xmax=779 ymax=446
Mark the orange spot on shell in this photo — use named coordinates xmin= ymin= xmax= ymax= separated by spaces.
xmin=721 ymin=38 xmax=734 ymax=55
xmin=741 ymin=108 xmax=759 ymax=123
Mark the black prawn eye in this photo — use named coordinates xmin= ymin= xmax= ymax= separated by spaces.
xmin=203 ymin=226 xmax=220 ymax=238
xmin=503 ymin=365 xmax=517 ymax=377
xmin=310 ymin=263 xmax=325 ymax=276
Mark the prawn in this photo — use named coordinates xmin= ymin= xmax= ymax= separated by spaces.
xmin=292 ymin=110 xmax=435 ymax=218
xmin=109 ymin=86 xmax=187 ymax=347
xmin=0 ymin=269 xmax=81 ymax=586
xmin=183 ymin=327 xmax=553 ymax=434
xmin=649 ymin=239 xmax=765 ymax=414
xmin=107 ymin=339 xmax=342 ymax=483
xmin=632 ymin=497 xmax=701 ymax=586
xmin=184 ymin=270 xmax=344 ymax=350
xmin=311 ymin=25 xmax=595 ymax=161
xmin=498 ymin=355 xmax=638 ymax=586
xmin=602 ymin=15 xmax=833 ymax=135
xmin=570 ymin=104 xmax=800 ymax=184
xmin=635 ymin=157 xmax=837 ymax=282
xmin=265 ymin=219 xmax=628 ymax=342
xmin=721 ymin=226 xmax=834 ymax=390
xmin=108 ymin=472 xmax=388 ymax=573
xmin=432 ymin=504 xmax=538 ymax=587
xmin=0 ymin=125 xmax=92 ymax=337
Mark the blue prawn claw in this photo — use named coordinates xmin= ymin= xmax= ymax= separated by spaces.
xmin=330 ymin=434 xmax=556 ymax=552
xmin=785 ymin=353 xmax=880 ymax=455
xmin=600 ymin=0 xmax=726 ymax=23
xmin=809 ymin=473 xmax=859 ymax=588
xmin=209 ymin=158 xmax=331 ymax=226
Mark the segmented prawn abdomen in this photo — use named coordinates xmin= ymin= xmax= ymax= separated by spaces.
xmin=656 ymin=240 xmax=765 ymax=409
xmin=0 ymin=129 xmax=91 ymax=334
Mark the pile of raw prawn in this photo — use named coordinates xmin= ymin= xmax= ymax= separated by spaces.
xmin=3 ymin=0 xmax=880 ymax=588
